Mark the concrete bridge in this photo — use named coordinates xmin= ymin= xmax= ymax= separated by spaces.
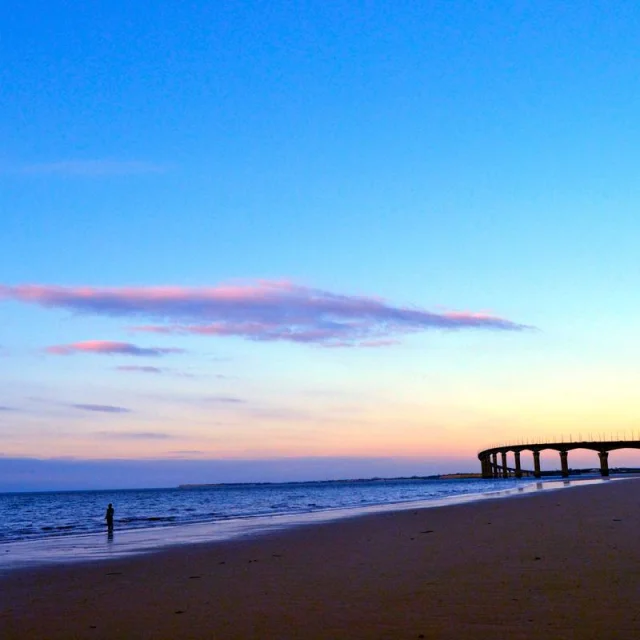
xmin=477 ymin=440 xmax=640 ymax=479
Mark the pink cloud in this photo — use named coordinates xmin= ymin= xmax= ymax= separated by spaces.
xmin=45 ymin=340 xmax=184 ymax=357
xmin=1 ymin=282 xmax=529 ymax=347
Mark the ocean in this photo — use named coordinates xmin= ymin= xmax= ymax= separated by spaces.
xmin=0 ymin=476 xmax=606 ymax=571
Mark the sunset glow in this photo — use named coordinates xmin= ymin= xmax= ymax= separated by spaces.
xmin=2 ymin=1 xmax=640 ymax=488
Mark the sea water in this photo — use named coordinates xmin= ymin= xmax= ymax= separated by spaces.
xmin=0 ymin=476 xmax=608 ymax=571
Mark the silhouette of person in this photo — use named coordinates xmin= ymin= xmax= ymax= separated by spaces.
xmin=105 ymin=503 xmax=115 ymax=531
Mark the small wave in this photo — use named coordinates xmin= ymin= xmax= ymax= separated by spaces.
xmin=119 ymin=516 xmax=177 ymax=524
xmin=39 ymin=524 xmax=76 ymax=533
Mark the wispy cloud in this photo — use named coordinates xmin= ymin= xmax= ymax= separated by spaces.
xmin=114 ymin=365 xmax=203 ymax=378
xmin=323 ymin=338 xmax=403 ymax=348
xmin=0 ymin=281 xmax=530 ymax=347
xmin=167 ymin=450 xmax=208 ymax=456
xmin=201 ymin=395 xmax=246 ymax=404
xmin=72 ymin=404 xmax=131 ymax=413
xmin=0 ymin=405 xmax=16 ymax=411
xmin=14 ymin=160 xmax=166 ymax=176
xmin=115 ymin=365 xmax=164 ymax=374
xmin=95 ymin=431 xmax=171 ymax=439
xmin=45 ymin=340 xmax=184 ymax=357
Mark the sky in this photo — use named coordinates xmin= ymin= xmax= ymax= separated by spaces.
xmin=2 ymin=1 xmax=640 ymax=490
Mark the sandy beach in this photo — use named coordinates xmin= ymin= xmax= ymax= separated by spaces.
xmin=2 ymin=478 xmax=640 ymax=639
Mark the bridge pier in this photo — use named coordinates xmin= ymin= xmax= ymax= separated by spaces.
xmin=533 ymin=450 xmax=541 ymax=478
xmin=500 ymin=451 xmax=508 ymax=478
xmin=491 ymin=453 xmax=498 ymax=478
xmin=514 ymin=451 xmax=522 ymax=478
xmin=480 ymin=455 xmax=492 ymax=479
xmin=598 ymin=451 xmax=609 ymax=477
xmin=560 ymin=450 xmax=569 ymax=478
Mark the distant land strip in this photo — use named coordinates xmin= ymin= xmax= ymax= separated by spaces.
xmin=177 ymin=468 xmax=640 ymax=489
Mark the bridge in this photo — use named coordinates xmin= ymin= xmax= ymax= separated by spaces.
xmin=477 ymin=439 xmax=640 ymax=479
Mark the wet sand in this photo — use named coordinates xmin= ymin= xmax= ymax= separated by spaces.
xmin=2 ymin=478 xmax=640 ymax=639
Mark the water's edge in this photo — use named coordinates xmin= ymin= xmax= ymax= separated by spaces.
xmin=0 ymin=476 xmax=615 ymax=573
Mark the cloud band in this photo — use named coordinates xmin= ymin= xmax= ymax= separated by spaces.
xmin=1 ymin=282 xmax=529 ymax=347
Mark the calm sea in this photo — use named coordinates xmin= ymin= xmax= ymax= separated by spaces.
xmin=0 ymin=476 xmax=606 ymax=571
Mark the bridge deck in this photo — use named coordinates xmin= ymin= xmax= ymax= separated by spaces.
xmin=477 ymin=440 xmax=640 ymax=479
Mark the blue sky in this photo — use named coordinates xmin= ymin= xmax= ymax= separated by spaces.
xmin=2 ymin=1 xmax=640 ymax=489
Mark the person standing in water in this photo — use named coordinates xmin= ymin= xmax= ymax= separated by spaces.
xmin=105 ymin=503 xmax=114 ymax=530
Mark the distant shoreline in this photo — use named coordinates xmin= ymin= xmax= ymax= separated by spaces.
xmin=177 ymin=467 xmax=640 ymax=489
xmin=176 ymin=474 xmax=466 ymax=488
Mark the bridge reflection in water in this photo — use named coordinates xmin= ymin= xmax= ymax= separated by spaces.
xmin=477 ymin=440 xmax=640 ymax=479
